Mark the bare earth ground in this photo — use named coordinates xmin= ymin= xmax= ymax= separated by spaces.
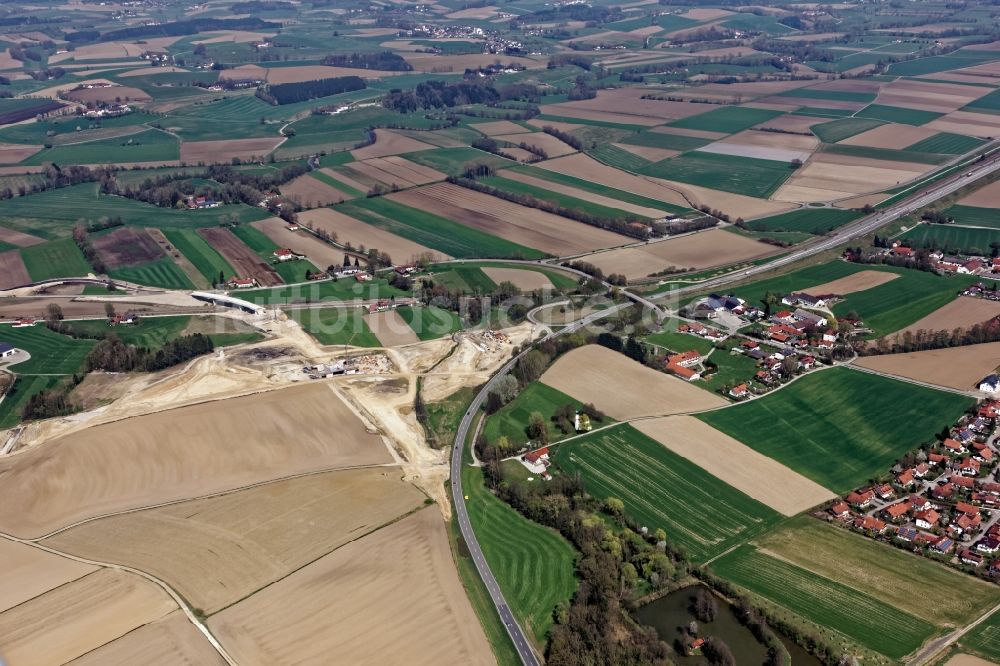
xmin=495 ymin=131 xmax=578 ymax=157
xmin=64 ymin=85 xmax=150 ymax=104
xmin=800 ymin=269 xmax=899 ymax=296
xmin=0 ymin=539 xmax=96 ymax=613
xmin=614 ymin=142 xmax=679 ymax=163
xmin=586 ymin=229 xmax=778 ymax=279
xmin=91 ymin=226 xmax=164 ymax=268
xmin=264 ymin=64 xmax=404 ymax=83
xmin=754 ymin=114 xmax=823 ymax=133
xmin=198 ymin=226 xmax=283 ymax=286
xmin=481 ymin=266 xmax=553 ymax=291
xmin=925 ymin=110 xmax=1000 ymax=139
xmin=47 ymin=467 xmax=425 ymax=613
xmin=298 ymin=207 xmax=448 ymax=262
xmin=0 ymin=226 xmax=44 ymax=247
xmin=209 ymin=507 xmax=494 ymax=666
xmin=0 ymin=143 xmax=42 ymax=164
xmin=943 ymin=655 xmax=999 ymax=666
xmin=896 ymin=296 xmax=1000 ymax=336
xmin=958 ymin=179 xmax=1000 ymax=207
xmin=875 ymin=79 xmax=991 ymax=113
xmin=365 ymin=155 xmax=445 ymax=185
xmin=367 ymin=309 xmax=421 ymax=346
xmin=699 ymin=130 xmax=815 ymax=162
xmin=537 ymin=153 xmax=688 ymax=207
xmin=500 ymin=169 xmax=667 ymax=218
xmin=0 ymin=568 xmax=176 ymax=666
xmin=66 ymin=610 xmax=225 ymax=666
xmin=387 ymin=182 xmax=631 ymax=256
xmin=179 ymin=138 xmax=281 ymax=164
xmin=401 ymin=52 xmax=542 ymax=73
xmin=774 ymin=152 xmax=929 ymax=203
xmin=541 ymin=88 xmax=711 ymax=124
xmin=473 ymin=120 xmax=529 ymax=136
xmin=840 ymin=123 xmax=937 ymax=149
xmin=280 ymin=172 xmax=351 ymax=207
xmin=0 ymin=249 xmax=31 ymax=289
xmin=351 ymin=129 xmax=436 ymax=159
xmin=252 ymin=216 xmax=345 ymax=269
xmin=855 ymin=342 xmax=1000 ymax=392
xmin=634 ymin=416 xmax=835 ymax=515
xmin=318 ymin=166 xmax=370 ymax=193
xmin=541 ymin=344 xmax=726 ymax=420
xmin=0 ymin=382 xmax=392 ymax=538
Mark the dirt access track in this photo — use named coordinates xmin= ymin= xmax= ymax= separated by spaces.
xmin=197 ymin=226 xmax=283 ymax=286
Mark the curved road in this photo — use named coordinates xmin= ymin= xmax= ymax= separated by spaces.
xmin=450 ymin=151 xmax=1000 ymax=666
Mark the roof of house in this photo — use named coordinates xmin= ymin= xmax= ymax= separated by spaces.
xmin=0 ymin=342 xmax=13 ymax=354
xmin=885 ymin=502 xmax=910 ymax=518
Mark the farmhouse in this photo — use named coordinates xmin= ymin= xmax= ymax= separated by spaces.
xmin=665 ymin=350 xmax=702 ymax=382
xmin=979 ymin=374 xmax=999 ymax=393
xmin=229 ymin=277 xmax=258 ymax=289
xmin=109 ymin=312 xmax=137 ymax=326
xmin=783 ymin=293 xmax=827 ymax=309
xmin=11 ymin=318 xmax=34 ymax=328
xmin=729 ymin=383 xmax=749 ymax=399
xmin=273 ymin=248 xmax=296 ymax=262
xmin=0 ymin=342 xmax=16 ymax=359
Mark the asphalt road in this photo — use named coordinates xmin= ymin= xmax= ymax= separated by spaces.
xmin=449 ymin=151 xmax=1000 ymax=666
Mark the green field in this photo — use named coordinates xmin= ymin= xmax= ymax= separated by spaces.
xmin=240 ymin=277 xmax=406 ymax=305
xmin=463 ymin=462 xmax=577 ymax=644
xmin=229 ymin=224 xmax=319 ymax=283
xmin=62 ymin=315 xmax=259 ymax=349
xmin=905 ymin=132 xmax=986 ymax=155
xmin=483 ymin=382 xmax=604 ymax=448
xmin=619 ymin=130 xmax=710 ymax=152
xmin=405 ymin=147 xmax=516 ymax=176
xmin=640 ymin=152 xmax=795 ymax=198
xmin=107 ymin=257 xmax=195 ymax=290
xmin=286 ymin=306 xmax=381 ymax=347
xmin=666 ymin=106 xmax=783 ymax=134
xmin=587 ymin=143 xmax=651 ymax=172
xmin=162 ymin=228 xmax=235 ymax=284
xmin=820 ymin=143 xmax=950 ymax=165
xmin=699 ymin=367 xmax=973 ymax=493
xmin=395 ymin=305 xmax=463 ymax=341
xmin=553 ymin=424 xmax=782 ymax=562
xmin=855 ymin=103 xmax=943 ymax=126
xmin=0 ymin=325 xmax=97 ymax=375
xmin=963 ymin=86 xmax=1000 ymax=114
xmin=428 ymin=266 xmax=498 ymax=293
xmin=20 ymin=239 xmax=93 ymax=281
xmin=942 ymin=204 xmax=1000 ymax=229
xmin=508 ymin=166 xmax=688 ymax=214
xmin=810 ymin=117 xmax=885 ymax=143
xmin=700 ymin=342 xmax=762 ymax=394
xmin=888 ymin=50 xmax=1000 ymax=76
xmin=963 ymin=608 xmax=1000 ymax=661
xmin=747 ymin=208 xmax=860 ymax=234
xmin=644 ymin=325 xmax=718 ymax=355
xmin=902 ymin=223 xmax=1000 ymax=255
xmin=711 ymin=544 xmax=935 ymax=659
xmin=0 ymin=375 xmax=62 ymax=429
xmin=481 ymin=175 xmax=650 ymax=221
xmin=23 ymin=129 xmax=180 ymax=166
xmin=338 ymin=198 xmax=546 ymax=260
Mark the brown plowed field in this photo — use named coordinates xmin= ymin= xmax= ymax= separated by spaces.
xmin=495 ymin=131 xmax=577 ymax=157
xmin=875 ymin=79 xmax=991 ymax=113
xmin=0 ymin=249 xmax=30 ymax=289
xmin=542 ymin=88 xmax=711 ymax=124
xmin=613 ymin=142 xmax=678 ymax=163
xmin=367 ymin=155 xmax=445 ymax=185
xmin=298 ymin=207 xmax=447 ymax=262
xmin=319 ymin=167 xmax=369 ymax=193
xmin=47 ymin=468 xmax=425 ymax=613
xmin=65 ymin=85 xmax=150 ymax=104
xmin=537 ymin=153 xmax=689 ymax=207
xmin=0 ymin=143 xmax=42 ymax=164
xmin=91 ymin=227 xmax=164 ymax=268
xmin=350 ymin=129 xmax=436 ymax=159
xmin=0 ymin=382 xmax=392 ymax=538
xmin=540 ymin=344 xmax=726 ymax=420
xmin=347 ymin=159 xmax=419 ymax=188
xmin=0 ymin=568 xmax=176 ymax=666
xmin=0 ymin=227 xmax=43 ymax=247
xmin=0 ymin=539 xmax=96 ymax=614
xmin=387 ymin=182 xmax=631 ymax=256
xmin=264 ymin=64 xmax=402 ymax=82
xmin=634 ymin=416 xmax=835 ymax=515
xmin=473 ymin=120 xmax=530 ymax=136
xmin=179 ymin=137 xmax=281 ymax=164
xmin=855 ymin=342 xmax=1000 ymax=392
xmin=586 ymin=229 xmax=777 ymax=279
xmin=251 ymin=216 xmax=345 ymax=269
xmin=280 ymin=173 xmax=351 ymax=207
xmin=896 ymin=296 xmax=1000 ymax=336
xmin=209 ymin=508 xmax=494 ymax=666
xmin=66 ymin=611 xmax=225 ymax=666
xmin=840 ymin=123 xmax=937 ymax=149
xmin=958 ymin=179 xmax=1000 ymax=207
xmin=774 ymin=152 xmax=929 ymax=203
xmin=800 ymin=270 xmax=899 ymax=296
xmin=500 ymin=169 xmax=667 ymax=218
xmin=925 ymin=110 xmax=1000 ymax=139
xmin=481 ymin=266 xmax=553 ymax=290
xmin=367 ymin=309 xmax=420 ymax=346
xmin=198 ymin=226 xmax=282 ymax=286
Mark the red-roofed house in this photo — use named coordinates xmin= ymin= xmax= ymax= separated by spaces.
xmin=665 ymin=350 xmax=702 ymax=382
xmin=829 ymin=501 xmax=851 ymax=519
xmin=729 ymin=383 xmax=749 ymax=399
xmin=273 ymin=248 xmax=295 ymax=262
xmin=885 ymin=502 xmax=910 ymax=521
xmin=847 ymin=488 xmax=875 ymax=509
xmin=915 ymin=509 xmax=941 ymax=529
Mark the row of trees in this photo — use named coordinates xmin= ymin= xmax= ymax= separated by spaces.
xmin=862 ymin=318 xmax=1000 ymax=356
xmin=72 ymin=223 xmax=106 ymax=275
xmin=382 ymin=79 xmax=500 ymax=112
xmin=84 ymin=334 xmax=215 ymax=373
xmin=321 ymin=51 xmax=411 ymax=71
xmin=256 ymin=76 xmax=365 ymax=105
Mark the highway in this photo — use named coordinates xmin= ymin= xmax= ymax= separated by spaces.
xmin=449 ymin=150 xmax=1000 ymax=666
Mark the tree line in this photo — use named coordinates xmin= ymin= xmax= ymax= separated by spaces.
xmin=103 ymin=17 xmax=278 ymax=41
xmin=84 ymin=333 xmax=215 ymax=373
xmin=256 ymin=76 xmax=365 ymax=106
xmin=321 ymin=51 xmax=411 ymax=71
xmin=861 ymin=316 xmax=1000 ymax=356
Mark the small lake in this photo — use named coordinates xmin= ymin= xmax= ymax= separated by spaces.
xmin=634 ymin=586 xmax=821 ymax=665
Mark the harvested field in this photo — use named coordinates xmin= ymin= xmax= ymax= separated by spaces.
xmin=681 ymin=7 xmax=734 ymax=20
xmin=367 ymin=156 xmax=445 ymax=185
xmin=318 ymin=167 xmax=369 ymax=194
xmin=47 ymin=468 xmax=425 ymax=613
xmin=925 ymin=110 xmax=1000 ymax=139
xmin=875 ymin=79 xmax=991 ymax=113
xmin=897 ymin=296 xmax=1000 ymax=336
xmin=280 ymin=172 xmax=351 ymax=207
xmin=542 ymin=89 xmax=712 ymax=124
xmin=402 ymin=52 xmax=541 ymax=73
xmin=0 ymin=382 xmax=392 ymax=537
xmin=0 ymin=250 xmax=30 ymax=289
xmin=363 ymin=310 xmax=418 ymax=347
xmin=0 ymin=539 xmax=96 ymax=613
xmin=501 ymin=169 xmax=668 ymax=218
xmin=0 ymin=143 xmax=42 ymax=164
xmin=753 ymin=114 xmax=824 ymax=133
xmin=179 ymin=138 xmax=281 ymax=164
xmin=647 ymin=175 xmax=793 ymax=219
xmin=613 ymin=142 xmax=679 ymax=162
xmin=0 ymin=568 xmax=176 ymax=666
xmin=840 ymin=123 xmax=937 ymax=149
xmin=210 ymin=508 xmax=493 ymax=666
xmin=495 ymin=131 xmax=577 ymax=157
xmin=217 ymin=64 xmax=267 ymax=81
xmin=64 ymin=85 xmax=150 ymax=105
xmin=446 ymin=5 xmax=498 ymax=18
xmin=66 ymin=610 xmax=225 ymax=666
xmin=540 ymin=345 xmax=726 ymax=420
xmin=633 ymin=416 xmax=835 ymax=516
xmin=537 ymin=153 xmax=689 ymax=207
xmin=48 ymin=42 xmax=145 ymax=62
xmin=958 ymin=179 xmax=1000 ymax=207
xmin=502 ymin=147 xmax=536 ymax=162
xmin=264 ymin=64 xmax=401 ymax=83
xmin=116 ymin=65 xmax=191 ymax=78
xmin=650 ymin=126 xmax=727 ymax=140
xmin=346 ymin=158 xmax=435 ymax=189
xmin=0 ymin=48 xmax=21 ymax=70
xmin=91 ymin=226 xmax=164 ymax=268
xmin=700 ymin=129 xmax=817 ymax=162
xmin=350 ymin=129 xmax=436 ymax=159
xmin=585 ymin=229 xmax=777 ymax=279
xmin=194 ymin=30 xmax=276 ymax=45
xmin=833 ymin=191 xmax=888 ymax=209
xmin=800 ymin=269 xmax=899 ymax=296
xmin=298 ymin=207 xmax=447 ymax=262
xmin=198 ymin=226 xmax=282 ymax=286
xmin=774 ymin=152 xmax=929 ymax=202
xmin=473 ymin=120 xmax=529 ymax=136
xmin=481 ymin=266 xmax=553 ymax=291
xmin=856 ymin=342 xmax=1000 ymax=392
xmin=251 ymin=216 xmax=344 ymax=269
xmin=387 ymin=182 xmax=631 ymax=256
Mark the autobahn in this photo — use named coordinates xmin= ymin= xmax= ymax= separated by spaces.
xmin=449 ymin=150 xmax=1000 ymax=666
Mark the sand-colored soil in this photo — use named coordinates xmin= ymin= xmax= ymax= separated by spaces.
xmin=833 ymin=191 xmax=889 ymax=209
xmin=347 ymin=159 xmax=424 ymax=188
xmin=651 ymin=125 xmax=727 ymax=140
xmin=500 ymin=169 xmax=667 ymax=218
xmin=774 ymin=152 xmax=929 ymax=203
xmin=473 ymin=120 xmax=530 ymax=136
xmin=942 ymin=655 xmax=999 ymax=666
xmin=298 ymin=207 xmax=447 ymax=262
xmin=925 ymin=109 xmax=1000 ymax=139
xmin=754 ymin=114 xmax=823 ymax=134
xmin=542 ymin=88 xmax=711 ymax=124
xmin=0 ymin=568 xmax=176 ymax=665
xmin=389 ymin=182 xmax=630 ymax=256
xmin=635 ymin=416 xmax=835 ymax=514
xmin=800 ymin=270 xmax=899 ymax=296
xmin=681 ymin=7 xmax=733 ymax=19
xmin=840 ymin=123 xmax=937 ymax=149
xmin=47 ymin=468 xmax=425 ymax=613
xmin=481 ymin=266 xmax=554 ymax=291
xmin=210 ymin=507 xmax=493 ymax=666
xmin=264 ymin=64 xmax=401 ymax=83
xmin=179 ymin=137 xmax=280 ymax=164
xmin=366 ymin=155 xmax=445 ymax=185
xmin=856 ymin=342 xmax=1000 ymax=392
xmin=445 ymin=5 xmax=498 ymax=18
xmin=701 ymin=129 xmax=816 ymax=162
xmin=351 ymin=129 xmax=436 ymax=159
xmin=0 ymin=382 xmax=393 ymax=538
xmin=0 ymin=143 xmax=42 ymax=164
xmin=193 ymin=30 xmax=276 ymax=45
xmin=252 ymin=216 xmax=346 ymax=269
xmin=0 ymin=249 xmax=30 ymax=290
xmin=367 ymin=309 xmax=421 ymax=346
xmin=537 ymin=153 xmax=688 ymax=207
xmin=496 ymin=131 xmax=577 ymax=157
xmin=541 ymin=345 xmax=726 ymax=420
xmin=48 ymin=41 xmax=146 ymax=63
xmin=897 ymin=296 xmax=1000 ymax=336
xmin=875 ymin=79 xmax=990 ymax=113
xmin=586 ymin=229 xmax=777 ymax=279
xmin=280 ymin=172 xmax=351 ymax=207
xmin=653 ymin=175 xmax=795 ymax=219
xmin=958 ymin=179 xmax=1000 ymax=208
xmin=116 ymin=65 xmax=191 ymax=78
xmin=65 ymin=85 xmax=150 ymax=104
xmin=0 ymin=539 xmax=96 ymax=613
xmin=0 ymin=48 xmax=22 ymax=70
xmin=319 ymin=167 xmax=369 ymax=193
xmin=614 ymin=142 xmax=679 ymax=163
xmin=217 ymin=64 xmax=267 ymax=81
xmin=66 ymin=610 xmax=225 ymax=666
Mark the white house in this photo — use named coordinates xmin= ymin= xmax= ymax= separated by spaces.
xmin=979 ymin=374 xmax=999 ymax=393
xmin=0 ymin=342 xmax=15 ymax=358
